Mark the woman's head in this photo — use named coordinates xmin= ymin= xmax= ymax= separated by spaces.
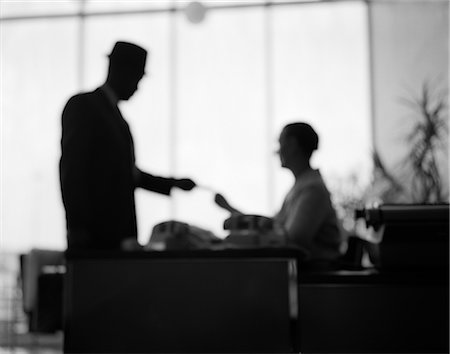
xmin=278 ymin=122 xmax=319 ymax=169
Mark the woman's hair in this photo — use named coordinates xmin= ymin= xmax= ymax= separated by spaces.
xmin=283 ymin=122 xmax=319 ymax=158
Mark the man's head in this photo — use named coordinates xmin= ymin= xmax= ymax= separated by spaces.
xmin=278 ymin=122 xmax=319 ymax=169
xmin=106 ymin=41 xmax=147 ymax=100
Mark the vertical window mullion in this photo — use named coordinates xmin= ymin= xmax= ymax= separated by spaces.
xmin=265 ymin=3 xmax=275 ymax=213
xmin=169 ymin=2 xmax=178 ymax=219
xmin=78 ymin=0 xmax=86 ymax=90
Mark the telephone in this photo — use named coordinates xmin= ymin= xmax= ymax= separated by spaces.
xmin=145 ymin=220 xmax=222 ymax=251
xmin=223 ymin=214 xmax=287 ymax=247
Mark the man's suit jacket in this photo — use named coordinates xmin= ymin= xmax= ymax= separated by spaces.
xmin=60 ymin=88 xmax=176 ymax=250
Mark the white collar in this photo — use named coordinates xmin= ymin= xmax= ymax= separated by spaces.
xmin=293 ymin=168 xmax=322 ymax=190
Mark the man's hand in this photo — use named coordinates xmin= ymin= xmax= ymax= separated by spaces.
xmin=174 ymin=178 xmax=196 ymax=191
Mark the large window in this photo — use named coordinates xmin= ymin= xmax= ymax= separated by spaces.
xmin=271 ymin=1 xmax=371 ymax=207
xmin=1 ymin=18 xmax=79 ymax=250
xmin=1 ymin=1 xmax=371 ymax=251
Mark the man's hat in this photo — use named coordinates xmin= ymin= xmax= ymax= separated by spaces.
xmin=108 ymin=41 xmax=147 ymax=72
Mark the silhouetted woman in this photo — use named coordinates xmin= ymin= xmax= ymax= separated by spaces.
xmin=216 ymin=122 xmax=343 ymax=263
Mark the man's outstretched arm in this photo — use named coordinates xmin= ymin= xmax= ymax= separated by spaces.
xmin=134 ymin=167 xmax=196 ymax=195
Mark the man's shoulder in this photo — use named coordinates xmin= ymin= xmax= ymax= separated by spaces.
xmin=66 ymin=88 xmax=101 ymax=106
xmin=63 ymin=89 xmax=106 ymax=117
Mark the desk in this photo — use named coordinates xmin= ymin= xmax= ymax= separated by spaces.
xmin=298 ymin=269 xmax=449 ymax=353
xmin=64 ymin=248 xmax=304 ymax=354
xmin=63 ymin=249 xmax=448 ymax=354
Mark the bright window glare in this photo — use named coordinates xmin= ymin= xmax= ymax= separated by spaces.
xmin=272 ymin=1 xmax=372 ymax=208
xmin=1 ymin=19 xmax=79 ymax=251
xmin=0 ymin=1 xmax=81 ymax=17
xmin=1 ymin=2 xmax=371 ymax=251
xmin=175 ymin=8 xmax=269 ymax=235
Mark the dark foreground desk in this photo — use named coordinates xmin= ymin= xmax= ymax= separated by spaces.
xmin=64 ymin=249 xmax=448 ymax=354
xmin=64 ymin=248 xmax=303 ymax=354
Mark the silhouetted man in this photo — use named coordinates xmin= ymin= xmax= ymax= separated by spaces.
xmin=60 ymin=41 xmax=195 ymax=251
